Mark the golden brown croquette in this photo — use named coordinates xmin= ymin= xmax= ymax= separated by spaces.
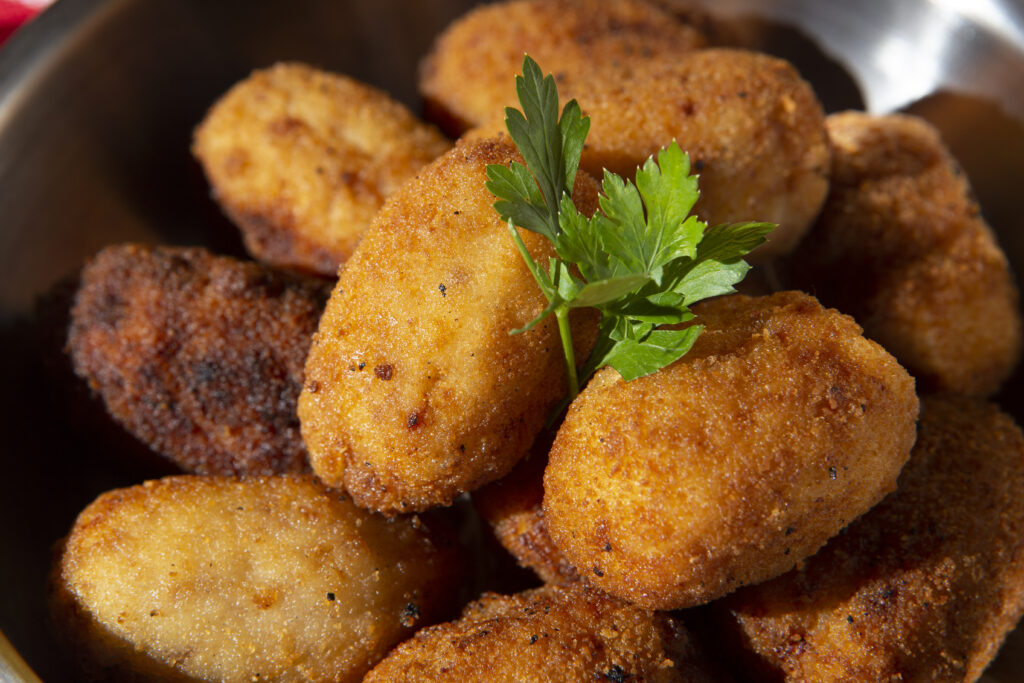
xmin=194 ymin=62 xmax=451 ymax=276
xmin=68 ymin=244 xmax=329 ymax=475
xmin=784 ymin=112 xmax=1022 ymax=396
xmin=363 ymin=583 xmax=720 ymax=682
xmin=543 ymin=291 xmax=918 ymax=609
xmin=50 ymin=475 xmax=464 ymax=682
xmin=298 ymin=137 xmax=599 ymax=514
xmin=472 ymin=441 xmax=580 ymax=585
xmin=712 ymin=394 xmax=1024 ymax=682
xmin=419 ymin=0 xmax=705 ymax=136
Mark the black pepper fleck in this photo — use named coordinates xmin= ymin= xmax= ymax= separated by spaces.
xmin=829 ymin=466 xmax=837 ymax=480
xmin=693 ymin=159 xmax=705 ymax=172
xmin=593 ymin=566 xmax=605 ymax=577
xmin=400 ymin=602 xmax=420 ymax=628
xmin=327 ymin=592 xmax=335 ymax=601
xmin=529 ymin=634 xmax=538 ymax=644
xmin=604 ymin=543 xmax=612 ymax=552
xmin=439 ymin=283 xmax=447 ymax=297
xmin=847 ymin=615 xmax=854 ymax=623
xmin=605 ymin=664 xmax=630 ymax=682
xmin=784 ymin=526 xmax=794 ymax=536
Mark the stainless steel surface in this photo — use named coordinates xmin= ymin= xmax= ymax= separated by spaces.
xmin=0 ymin=631 xmax=41 ymax=683
xmin=697 ymin=0 xmax=1024 ymax=118
xmin=0 ymin=0 xmax=1021 ymax=681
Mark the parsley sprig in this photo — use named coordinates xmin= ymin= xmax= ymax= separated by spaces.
xmin=486 ymin=56 xmax=773 ymax=402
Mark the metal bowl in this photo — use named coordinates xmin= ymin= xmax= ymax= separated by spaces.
xmin=0 ymin=0 xmax=1021 ymax=680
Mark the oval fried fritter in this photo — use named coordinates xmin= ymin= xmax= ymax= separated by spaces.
xmin=784 ymin=112 xmax=1022 ymax=396
xmin=712 ymin=395 xmax=1024 ymax=682
xmin=543 ymin=291 xmax=919 ymax=610
xmin=570 ymin=49 xmax=830 ymax=261
xmin=193 ymin=62 xmax=451 ymax=276
xmin=298 ymin=137 xmax=599 ymax=514
xmin=364 ymin=583 xmax=719 ymax=682
xmin=50 ymin=475 xmax=464 ymax=683
xmin=472 ymin=441 xmax=580 ymax=585
xmin=418 ymin=0 xmax=705 ymax=137
xmin=461 ymin=48 xmax=830 ymax=262
xmin=68 ymin=244 xmax=328 ymax=476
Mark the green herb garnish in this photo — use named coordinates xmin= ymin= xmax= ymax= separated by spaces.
xmin=486 ymin=56 xmax=773 ymax=403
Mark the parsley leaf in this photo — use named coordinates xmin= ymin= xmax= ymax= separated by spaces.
xmin=492 ymin=57 xmax=590 ymax=241
xmin=485 ymin=55 xmax=773 ymax=403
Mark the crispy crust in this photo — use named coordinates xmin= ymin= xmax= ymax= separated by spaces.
xmin=68 ymin=244 xmax=328 ymax=475
xmin=419 ymin=0 xmax=705 ymax=136
xmin=363 ymin=583 xmax=719 ymax=682
xmin=50 ymin=475 xmax=464 ymax=682
xmin=543 ymin=291 xmax=918 ymax=609
xmin=472 ymin=439 xmax=580 ymax=585
xmin=566 ymin=48 xmax=829 ymax=261
xmin=194 ymin=62 xmax=451 ymax=276
xmin=713 ymin=395 xmax=1024 ymax=682
xmin=784 ymin=112 xmax=1022 ymax=396
xmin=462 ymin=47 xmax=830 ymax=262
xmin=298 ymin=137 xmax=600 ymax=513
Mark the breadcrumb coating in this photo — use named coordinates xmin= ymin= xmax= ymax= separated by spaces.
xmin=713 ymin=395 xmax=1024 ymax=682
xmin=473 ymin=442 xmax=580 ymax=585
xmin=194 ymin=62 xmax=451 ymax=276
xmin=544 ymin=291 xmax=918 ymax=609
xmin=68 ymin=244 xmax=328 ymax=475
xmin=784 ymin=112 xmax=1021 ymax=396
xmin=364 ymin=583 xmax=719 ymax=682
xmin=462 ymin=46 xmax=830 ymax=262
xmin=50 ymin=475 xmax=464 ymax=682
xmin=419 ymin=0 xmax=705 ymax=136
xmin=298 ymin=137 xmax=599 ymax=513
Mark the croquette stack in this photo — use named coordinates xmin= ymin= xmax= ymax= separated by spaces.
xmin=49 ymin=1 xmax=1024 ymax=681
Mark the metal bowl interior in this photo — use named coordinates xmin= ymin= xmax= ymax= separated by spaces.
xmin=0 ymin=0 xmax=1022 ymax=681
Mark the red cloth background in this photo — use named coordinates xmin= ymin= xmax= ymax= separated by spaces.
xmin=0 ymin=1 xmax=43 ymax=46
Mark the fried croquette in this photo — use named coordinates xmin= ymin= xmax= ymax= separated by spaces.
xmin=462 ymin=46 xmax=829 ymax=262
xmin=784 ymin=112 xmax=1022 ymax=396
xmin=711 ymin=395 xmax=1024 ymax=682
xmin=49 ymin=475 xmax=463 ymax=683
xmin=68 ymin=244 xmax=328 ymax=476
xmin=473 ymin=443 xmax=579 ymax=585
xmin=298 ymin=137 xmax=600 ymax=514
xmin=543 ymin=291 xmax=919 ymax=610
xmin=193 ymin=62 xmax=451 ymax=276
xmin=418 ymin=0 xmax=705 ymax=137
xmin=573 ymin=49 xmax=829 ymax=261
xmin=363 ymin=583 xmax=720 ymax=682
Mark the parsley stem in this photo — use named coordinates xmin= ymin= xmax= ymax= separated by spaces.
xmin=555 ymin=306 xmax=579 ymax=401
